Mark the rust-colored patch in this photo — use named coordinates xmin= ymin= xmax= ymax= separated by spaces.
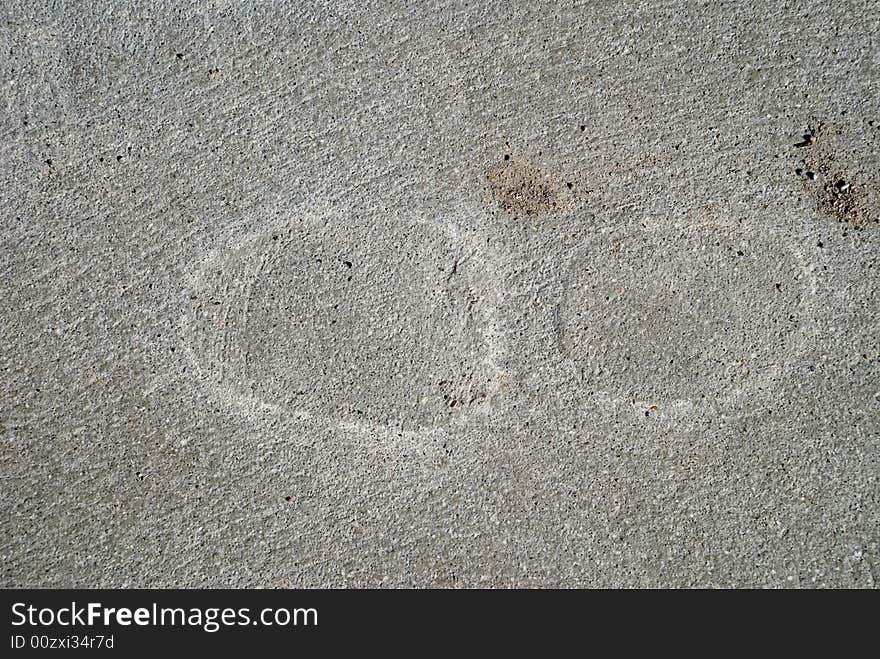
xmin=485 ymin=156 xmax=566 ymax=218
xmin=816 ymin=177 xmax=873 ymax=228
xmin=794 ymin=120 xmax=877 ymax=229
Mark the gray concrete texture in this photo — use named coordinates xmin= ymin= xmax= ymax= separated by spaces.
xmin=1 ymin=0 xmax=878 ymax=587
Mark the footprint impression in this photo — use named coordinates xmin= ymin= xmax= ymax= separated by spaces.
xmin=183 ymin=210 xmax=502 ymax=432
xmin=557 ymin=220 xmax=811 ymax=410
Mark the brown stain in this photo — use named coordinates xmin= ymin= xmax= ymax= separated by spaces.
xmin=485 ymin=156 xmax=567 ymax=218
xmin=816 ymin=178 xmax=873 ymax=228
xmin=795 ymin=120 xmax=877 ymax=229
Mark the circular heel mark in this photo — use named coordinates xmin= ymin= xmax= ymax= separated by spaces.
xmin=557 ymin=221 xmax=812 ymax=410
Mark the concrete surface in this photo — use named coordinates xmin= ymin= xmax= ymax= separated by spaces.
xmin=1 ymin=0 xmax=879 ymax=588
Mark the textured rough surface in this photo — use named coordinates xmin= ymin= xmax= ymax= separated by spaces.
xmin=1 ymin=0 xmax=879 ymax=588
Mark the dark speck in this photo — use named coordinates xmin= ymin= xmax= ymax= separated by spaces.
xmin=794 ymin=133 xmax=813 ymax=148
